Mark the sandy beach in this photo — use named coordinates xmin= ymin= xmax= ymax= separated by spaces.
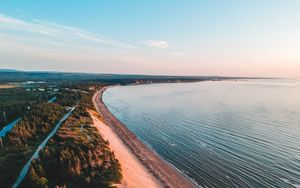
xmin=89 ymin=110 xmax=162 ymax=188
xmin=92 ymin=87 xmax=197 ymax=188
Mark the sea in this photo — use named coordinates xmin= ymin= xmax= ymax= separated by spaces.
xmin=102 ymin=79 xmax=300 ymax=188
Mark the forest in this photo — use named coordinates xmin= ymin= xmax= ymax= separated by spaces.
xmin=0 ymin=87 xmax=54 ymax=128
xmin=21 ymin=88 xmax=122 ymax=188
xmin=0 ymin=82 xmax=121 ymax=188
xmin=0 ymin=102 xmax=66 ymax=187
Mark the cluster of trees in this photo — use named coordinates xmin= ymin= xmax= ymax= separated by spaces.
xmin=6 ymin=103 xmax=65 ymax=146
xmin=0 ymin=102 xmax=67 ymax=187
xmin=21 ymin=91 xmax=122 ymax=188
xmin=56 ymin=89 xmax=79 ymax=107
xmin=0 ymin=88 xmax=52 ymax=127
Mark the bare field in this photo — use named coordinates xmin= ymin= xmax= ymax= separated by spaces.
xmin=0 ymin=84 xmax=18 ymax=89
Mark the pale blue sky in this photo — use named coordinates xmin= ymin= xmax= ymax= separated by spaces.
xmin=0 ymin=0 xmax=299 ymax=77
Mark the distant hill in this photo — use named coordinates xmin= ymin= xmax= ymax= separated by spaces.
xmin=0 ymin=69 xmax=21 ymax=72
xmin=0 ymin=69 xmax=263 ymax=84
xmin=0 ymin=69 xmax=228 ymax=83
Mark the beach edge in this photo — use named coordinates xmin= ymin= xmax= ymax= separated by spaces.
xmin=93 ymin=86 xmax=198 ymax=188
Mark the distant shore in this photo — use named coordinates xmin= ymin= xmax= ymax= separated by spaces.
xmin=93 ymin=86 xmax=197 ymax=188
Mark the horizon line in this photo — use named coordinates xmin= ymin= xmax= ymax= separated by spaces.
xmin=0 ymin=68 xmax=286 ymax=79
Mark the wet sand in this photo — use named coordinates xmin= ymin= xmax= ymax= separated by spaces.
xmin=92 ymin=86 xmax=197 ymax=188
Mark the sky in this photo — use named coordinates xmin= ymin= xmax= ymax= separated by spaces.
xmin=0 ymin=0 xmax=299 ymax=77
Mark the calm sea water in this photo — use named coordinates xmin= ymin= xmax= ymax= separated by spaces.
xmin=103 ymin=79 xmax=300 ymax=188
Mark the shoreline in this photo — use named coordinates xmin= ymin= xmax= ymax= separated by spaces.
xmin=93 ymin=86 xmax=197 ymax=188
xmin=89 ymin=110 xmax=162 ymax=188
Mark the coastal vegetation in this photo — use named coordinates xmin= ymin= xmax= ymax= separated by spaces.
xmin=55 ymin=89 xmax=79 ymax=107
xmin=0 ymin=87 xmax=53 ymax=128
xmin=0 ymin=80 xmax=122 ymax=188
xmin=0 ymin=102 xmax=66 ymax=187
xmin=21 ymin=88 xmax=122 ymax=188
xmin=6 ymin=103 xmax=65 ymax=145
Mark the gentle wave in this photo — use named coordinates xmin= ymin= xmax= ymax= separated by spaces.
xmin=103 ymin=80 xmax=300 ymax=188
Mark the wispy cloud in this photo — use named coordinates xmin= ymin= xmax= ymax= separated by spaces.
xmin=143 ymin=40 xmax=170 ymax=49
xmin=170 ymin=51 xmax=183 ymax=57
xmin=0 ymin=13 xmax=193 ymax=75
xmin=0 ymin=13 xmax=137 ymax=50
xmin=0 ymin=12 xmax=146 ymax=73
